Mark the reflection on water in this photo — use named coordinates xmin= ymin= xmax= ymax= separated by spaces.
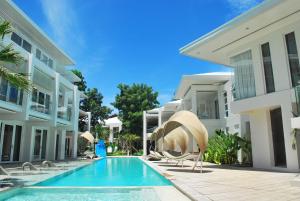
xmin=36 ymin=157 xmax=171 ymax=186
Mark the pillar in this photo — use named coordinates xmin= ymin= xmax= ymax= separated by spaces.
xmin=143 ymin=111 xmax=147 ymax=156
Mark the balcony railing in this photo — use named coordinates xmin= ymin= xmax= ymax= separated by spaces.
xmin=57 ymin=105 xmax=72 ymax=121
xmin=294 ymin=85 xmax=300 ymax=116
xmin=0 ymin=78 xmax=23 ymax=106
xmin=30 ymin=102 xmax=51 ymax=115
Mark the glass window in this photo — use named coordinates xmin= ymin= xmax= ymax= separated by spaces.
xmin=38 ymin=92 xmax=45 ymax=105
xmin=41 ymin=54 xmax=48 ymax=65
xmin=231 ymin=50 xmax=256 ymax=100
xmin=224 ymin=91 xmax=229 ymax=117
xmin=45 ymin=94 xmax=50 ymax=114
xmin=261 ymin=42 xmax=275 ymax=93
xmin=22 ymin=39 xmax=32 ymax=53
xmin=32 ymin=88 xmax=38 ymax=102
xmin=36 ymin=49 xmax=41 ymax=60
xmin=0 ymin=78 xmax=8 ymax=101
xmin=11 ymin=32 xmax=22 ymax=46
xmin=18 ymin=90 xmax=23 ymax=105
xmin=9 ymin=86 xmax=18 ymax=104
xmin=285 ymin=32 xmax=300 ymax=87
xmin=48 ymin=59 xmax=53 ymax=68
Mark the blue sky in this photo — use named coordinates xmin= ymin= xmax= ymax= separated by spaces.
xmin=13 ymin=0 xmax=262 ymax=110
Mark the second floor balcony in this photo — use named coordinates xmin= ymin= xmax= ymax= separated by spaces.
xmin=57 ymin=105 xmax=72 ymax=122
xmin=30 ymin=89 xmax=51 ymax=115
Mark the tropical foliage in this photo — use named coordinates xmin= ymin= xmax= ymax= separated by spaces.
xmin=112 ymin=83 xmax=159 ymax=139
xmin=94 ymin=124 xmax=109 ymax=140
xmin=119 ymin=133 xmax=141 ymax=155
xmin=204 ymin=130 xmax=252 ymax=165
xmin=0 ymin=21 xmax=31 ymax=90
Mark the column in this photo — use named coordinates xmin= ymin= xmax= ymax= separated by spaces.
xmin=47 ymin=127 xmax=57 ymax=161
xmin=143 ymin=111 xmax=147 ymax=156
xmin=72 ymin=131 xmax=78 ymax=158
xmin=59 ymin=130 xmax=66 ymax=160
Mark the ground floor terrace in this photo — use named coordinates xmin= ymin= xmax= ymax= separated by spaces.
xmin=144 ymin=158 xmax=300 ymax=201
xmin=0 ymin=120 xmax=78 ymax=164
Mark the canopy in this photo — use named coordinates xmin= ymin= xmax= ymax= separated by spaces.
xmin=80 ymin=131 xmax=94 ymax=144
xmin=164 ymin=110 xmax=208 ymax=153
xmin=164 ymin=126 xmax=189 ymax=153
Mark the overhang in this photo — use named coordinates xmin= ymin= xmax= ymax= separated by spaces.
xmin=174 ymin=72 xmax=232 ymax=99
xmin=0 ymin=0 xmax=75 ymax=66
xmin=180 ymin=0 xmax=300 ymax=66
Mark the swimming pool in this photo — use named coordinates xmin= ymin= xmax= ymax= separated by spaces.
xmin=0 ymin=157 xmax=176 ymax=201
xmin=36 ymin=157 xmax=171 ymax=186
xmin=1 ymin=188 xmax=161 ymax=201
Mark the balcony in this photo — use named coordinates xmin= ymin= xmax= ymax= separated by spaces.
xmin=30 ymin=101 xmax=51 ymax=115
xmin=57 ymin=105 xmax=72 ymax=122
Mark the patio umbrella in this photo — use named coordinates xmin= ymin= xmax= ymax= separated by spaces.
xmin=80 ymin=131 xmax=95 ymax=144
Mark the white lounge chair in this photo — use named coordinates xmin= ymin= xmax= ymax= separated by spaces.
xmin=150 ymin=151 xmax=165 ymax=159
xmin=162 ymin=151 xmax=203 ymax=172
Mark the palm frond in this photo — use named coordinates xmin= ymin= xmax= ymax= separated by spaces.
xmin=0 ymin=44 xmax=24 ymax=64
xmin=0 ymin=21 xmax=12 ymax=39
xmin=0 ymin=66 xmax=31 ymax=91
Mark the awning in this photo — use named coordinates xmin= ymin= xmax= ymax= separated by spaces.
xmin=80 ymin=131 xmax=94 ymax=143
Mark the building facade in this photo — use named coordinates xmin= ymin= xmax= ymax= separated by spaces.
xmin=143 ymin=72 xmax=243 ymax=155
xmin=0 ymin=0 xmax=85 ymax=163
xmin=180 ymin=0 xmax=300 ymax=171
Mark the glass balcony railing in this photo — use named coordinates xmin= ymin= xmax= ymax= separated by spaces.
xmin=57 ymin=105 xmax=72 ymax=121
xmin=294 ymin=85 xmax=300 ymax=116
xmin=0 ymin=78 xmax=23 ymax=106
xmin=30 ymin=101 xmax=51 ymax=115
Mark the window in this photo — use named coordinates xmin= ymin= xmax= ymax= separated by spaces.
xmin=36 ymin=49 xmax=41 ymax=60
xmin=285 ymin=32 xmax=300 ymax=87
xmin=22 ymin=39 xmax=32 ymax=53
xmin=48 ymin=59 xmax=53 ymax=68
xmin=11 ymin=32 xmax=32 ymax=53
xmin=231 ymin=50 xmax=256 ymax=100
xmin=261 ymin=43 xmax=275 ymax=93
xmin=11 ymin=32 xmax=22 ymax=46
xmin=32 ymin=89 xmax=38 ymax=102
xmin=9 ymin=86 xmax=18 ymax=104
xmin=0 ymin=78 xmax=8 ymax=101
xmin=223 ymin=91 xmax=229 ymax=117
xmin=41 ymin=54 xmax=48 ymax=65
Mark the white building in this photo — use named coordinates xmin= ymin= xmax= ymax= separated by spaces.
xmin=175 ymin=72 xmax=242 ymax=136
xmin=0 ymin=0 xmax=87 ymax=163
xmin=180 ymin=0 xmax=300 ymax=171
xmin=103 ymin=117 xmax=122 ymax=143
xmin=143 ymin=73 xmax=242 ymax=155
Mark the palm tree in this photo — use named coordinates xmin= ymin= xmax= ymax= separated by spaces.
xmin=0 ymin=20 xmax=31 ymax=90
xmin=122 ymin=133 xmax=140 ymax=155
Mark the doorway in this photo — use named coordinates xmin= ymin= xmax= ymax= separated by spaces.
xmin=0 ymin=123 xmax=23 ymax=162
xmin=270 ymin=108 xmax=287 ymax=167
xmin=33 ymin=128 xmax=48 ymax=161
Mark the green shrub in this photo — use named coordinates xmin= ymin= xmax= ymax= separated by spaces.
xmin=204 ymin=130 xmax=251 ymax=165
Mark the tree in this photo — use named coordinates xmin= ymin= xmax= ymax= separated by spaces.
xmin=112 ymin=83 xmax=159 ymax=138
xmin=71 ymin=69 xmax=87 ymax=91
xmin=121 ymin=133 xmax=140 ymax=155
xmin=94 ymin=124 xmax=109 ymax=140
xmin=81 ymin=88 xmax=112 ymax=127
xmin=0 ymin=21 xmax=31 ymax=90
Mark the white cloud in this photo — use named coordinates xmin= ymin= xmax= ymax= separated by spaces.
xmin=40 ymin=0 xmax=85 ymax=51
xmin=227 ymin=0 xmax=262 ymax=15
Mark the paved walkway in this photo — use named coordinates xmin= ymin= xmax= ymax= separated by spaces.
xmin=144 ymin=159 xmax=300 ymax=201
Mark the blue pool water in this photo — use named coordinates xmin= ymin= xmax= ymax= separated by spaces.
xmin=1 ymin=188 xmax=160 ymax=201
xmin=36 ymin=157 xmax=171 ymax=186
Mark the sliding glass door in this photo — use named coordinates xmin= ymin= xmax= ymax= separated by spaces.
xmin=33 ymin=128 xmax=48 ymax=161
xmin=0 ymin=123 xmax=23 ymax=162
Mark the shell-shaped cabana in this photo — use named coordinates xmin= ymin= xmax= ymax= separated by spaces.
xmin=163 ymin=110 xmax=208 ymax=153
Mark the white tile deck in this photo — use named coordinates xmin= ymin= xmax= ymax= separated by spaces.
xmin=144 ymin=158 xmax=300 ymax=201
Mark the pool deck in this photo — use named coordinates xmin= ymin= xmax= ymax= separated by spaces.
xmin=0 ymin=159 xmax=93 ymax=192
xmin=143 ymin=158 xmax=300 ymax=201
